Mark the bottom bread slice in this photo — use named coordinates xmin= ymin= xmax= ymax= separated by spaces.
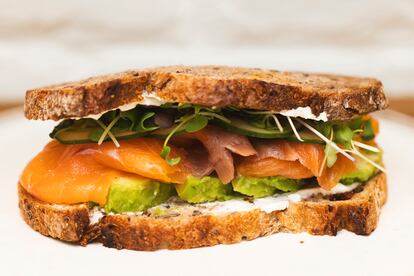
xmin=18 ymin=173 xmax=387 ymax=251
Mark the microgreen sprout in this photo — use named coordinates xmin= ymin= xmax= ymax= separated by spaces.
xmin=349 ymin=141 xmax=387 ymax=173
xmin=352 ymin=141 xmax=381 ymax=153
xmin=242 ymin=110 xmax=284 ymax=132
xmin=295 ymin=118 xmax=355 ymax=162
xmin=318 ymin=130 xmax=337 ymax=176
xmin=159 ymin=107 xmax=233 ymax=165
xmin=318 ymin=135 xmax=330 ymax=176
xmin=96 ymin=116 xmax=121 ymax=147
xmin=287 ymin=116 xmax=304 ymax=142
xmin=161 ymin=114 xmax=195 ymax=165
xmin=198 ymin=111 xmax=231 ymax=124
xmin=271 ymin=114 xmax=284 ymax=132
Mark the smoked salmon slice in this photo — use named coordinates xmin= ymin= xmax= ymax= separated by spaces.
xmin=317 ymin=154 xmax=356 ymax=189
xmin=180 ymin=126 xmax=257 ymax=183
xmin=20 ymin=141 xmax=123 ymax=205
xmin=86 ymin=138 xmax=190 ymax=184
xmin=238 ymin=158 xmax=314 ymax=179
xmin=20 ymin=139 xmax=191 ymax=205
xmin=237 ymin=140 xmax=356 ymax=189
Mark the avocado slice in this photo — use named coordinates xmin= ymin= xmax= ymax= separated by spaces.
xmin=340 ymin=151 xmax=382 ymax=185
xmin=105 ymin=175 xmax=174 ymax=213
xmin=175 ymin=176 xmax=234 ymax=203
xmin=232 ymin=176 xmax=301 ymax=197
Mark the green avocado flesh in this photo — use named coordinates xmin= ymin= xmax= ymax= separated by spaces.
xmin=176 ymin=176 xmax=234 ymax=203
xmin=104 ymin=175 xmax=175 ymax=213
xmin=340 ymin=151 xmax=381 ymax=185
xmin=232 ymin=176 xmax=302 ymax=197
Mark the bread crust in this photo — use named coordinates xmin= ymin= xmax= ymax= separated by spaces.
xmin=24 ymin=66 xmax=388 ymax=121
xmin=18 ymin=173 xmax=387 ymax=251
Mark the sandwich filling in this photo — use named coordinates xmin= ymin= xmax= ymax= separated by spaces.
xmin=20 ymin=103 xmax=385 ymax=213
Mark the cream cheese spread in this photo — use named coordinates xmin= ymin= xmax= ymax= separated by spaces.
xmin=88 ymin=182 xmax=360 ymax=224
xmin=279 ymin=106 xmax=328 ymax=122
xmin=71 ymin=93 xmax=327 ymax=123
xmin=200 ymin=182 xmax=359 ymax=214
xmin=69 ymin=91 xmax=166 ymax=120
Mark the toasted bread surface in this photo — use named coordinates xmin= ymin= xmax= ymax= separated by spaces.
xmin=18 ymin=173 xmax=386 ymax=251
xmin=25 ymin=66 xmax=388 ymax=121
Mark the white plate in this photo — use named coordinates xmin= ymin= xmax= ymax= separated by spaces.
xmin=0 ymin=109 xmax=412 ymax=276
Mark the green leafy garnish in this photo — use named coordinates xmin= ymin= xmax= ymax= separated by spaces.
xmin=185 ymin=115 xmax=208 ymax=133
xmin=334 ymin=125 xmax=354 ymax=147
xmin=348 ymin=117 xmax=363 ymax=130
xmin=120 ymin=108 xmax=140 ymax=130
xmin=160 ymin=146 xmax=181 ymax=166
xmin=88 ymin=127 xmax=104 ymax=142
xmin=96 ymin=115 xmax=121 ymax=147
xmin=325 ymin=143 xmax=338 ymax=168
xmin=362 ymin=120 xmax=375 ymax=141
xmin=134 ymin=112 xmax=159 ymax=132
xmin=160 ymin=111 xmax=199 ymax=166
xmin=48 ymin=103 xmax=381 ymax=171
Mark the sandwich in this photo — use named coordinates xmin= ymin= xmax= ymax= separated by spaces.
xmin=19 ymin=65 xmax=388 ymax=251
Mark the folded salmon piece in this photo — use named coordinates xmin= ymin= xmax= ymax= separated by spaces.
xmin=180 ymin=126 xmax=257 ymax=184
xmin=20 ymin=141 xmax=123 ymax=205
xmin=20 ymin=139 xmax=193 ymax=205
xmin=238 ymin=140 xmax=356 ymax=189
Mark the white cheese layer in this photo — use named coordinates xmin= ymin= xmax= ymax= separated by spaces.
xmin=89 ymin=182 xmax=360 ymax=223
xmin=279 ymin=106 xmax=328 ymax=122
xmin=70 ymin=91 xmax=328 ymax=123
xmin=200 ymin=182 xmax=359 ymax=214
xmin=69 ymin=91 xmax=166 ymax=120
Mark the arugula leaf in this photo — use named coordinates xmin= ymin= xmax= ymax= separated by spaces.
xmin=185 ymin=115 xmax=208 ymax=133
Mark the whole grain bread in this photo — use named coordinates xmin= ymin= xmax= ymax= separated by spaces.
xmin=18 ymin=173 xmax=386 ymax=251
xmin=24 ymin=66 xmax=388 ymax=121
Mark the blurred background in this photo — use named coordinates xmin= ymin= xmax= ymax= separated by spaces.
xmin=1 ymin=0 xmax=413 ymax=114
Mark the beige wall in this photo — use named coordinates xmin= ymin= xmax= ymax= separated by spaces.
xmin=1 ymin=0 xmax=413 ymax=100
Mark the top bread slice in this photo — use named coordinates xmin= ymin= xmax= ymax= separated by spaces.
xmin=24 ymin=65 xmax=388 ymax=121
